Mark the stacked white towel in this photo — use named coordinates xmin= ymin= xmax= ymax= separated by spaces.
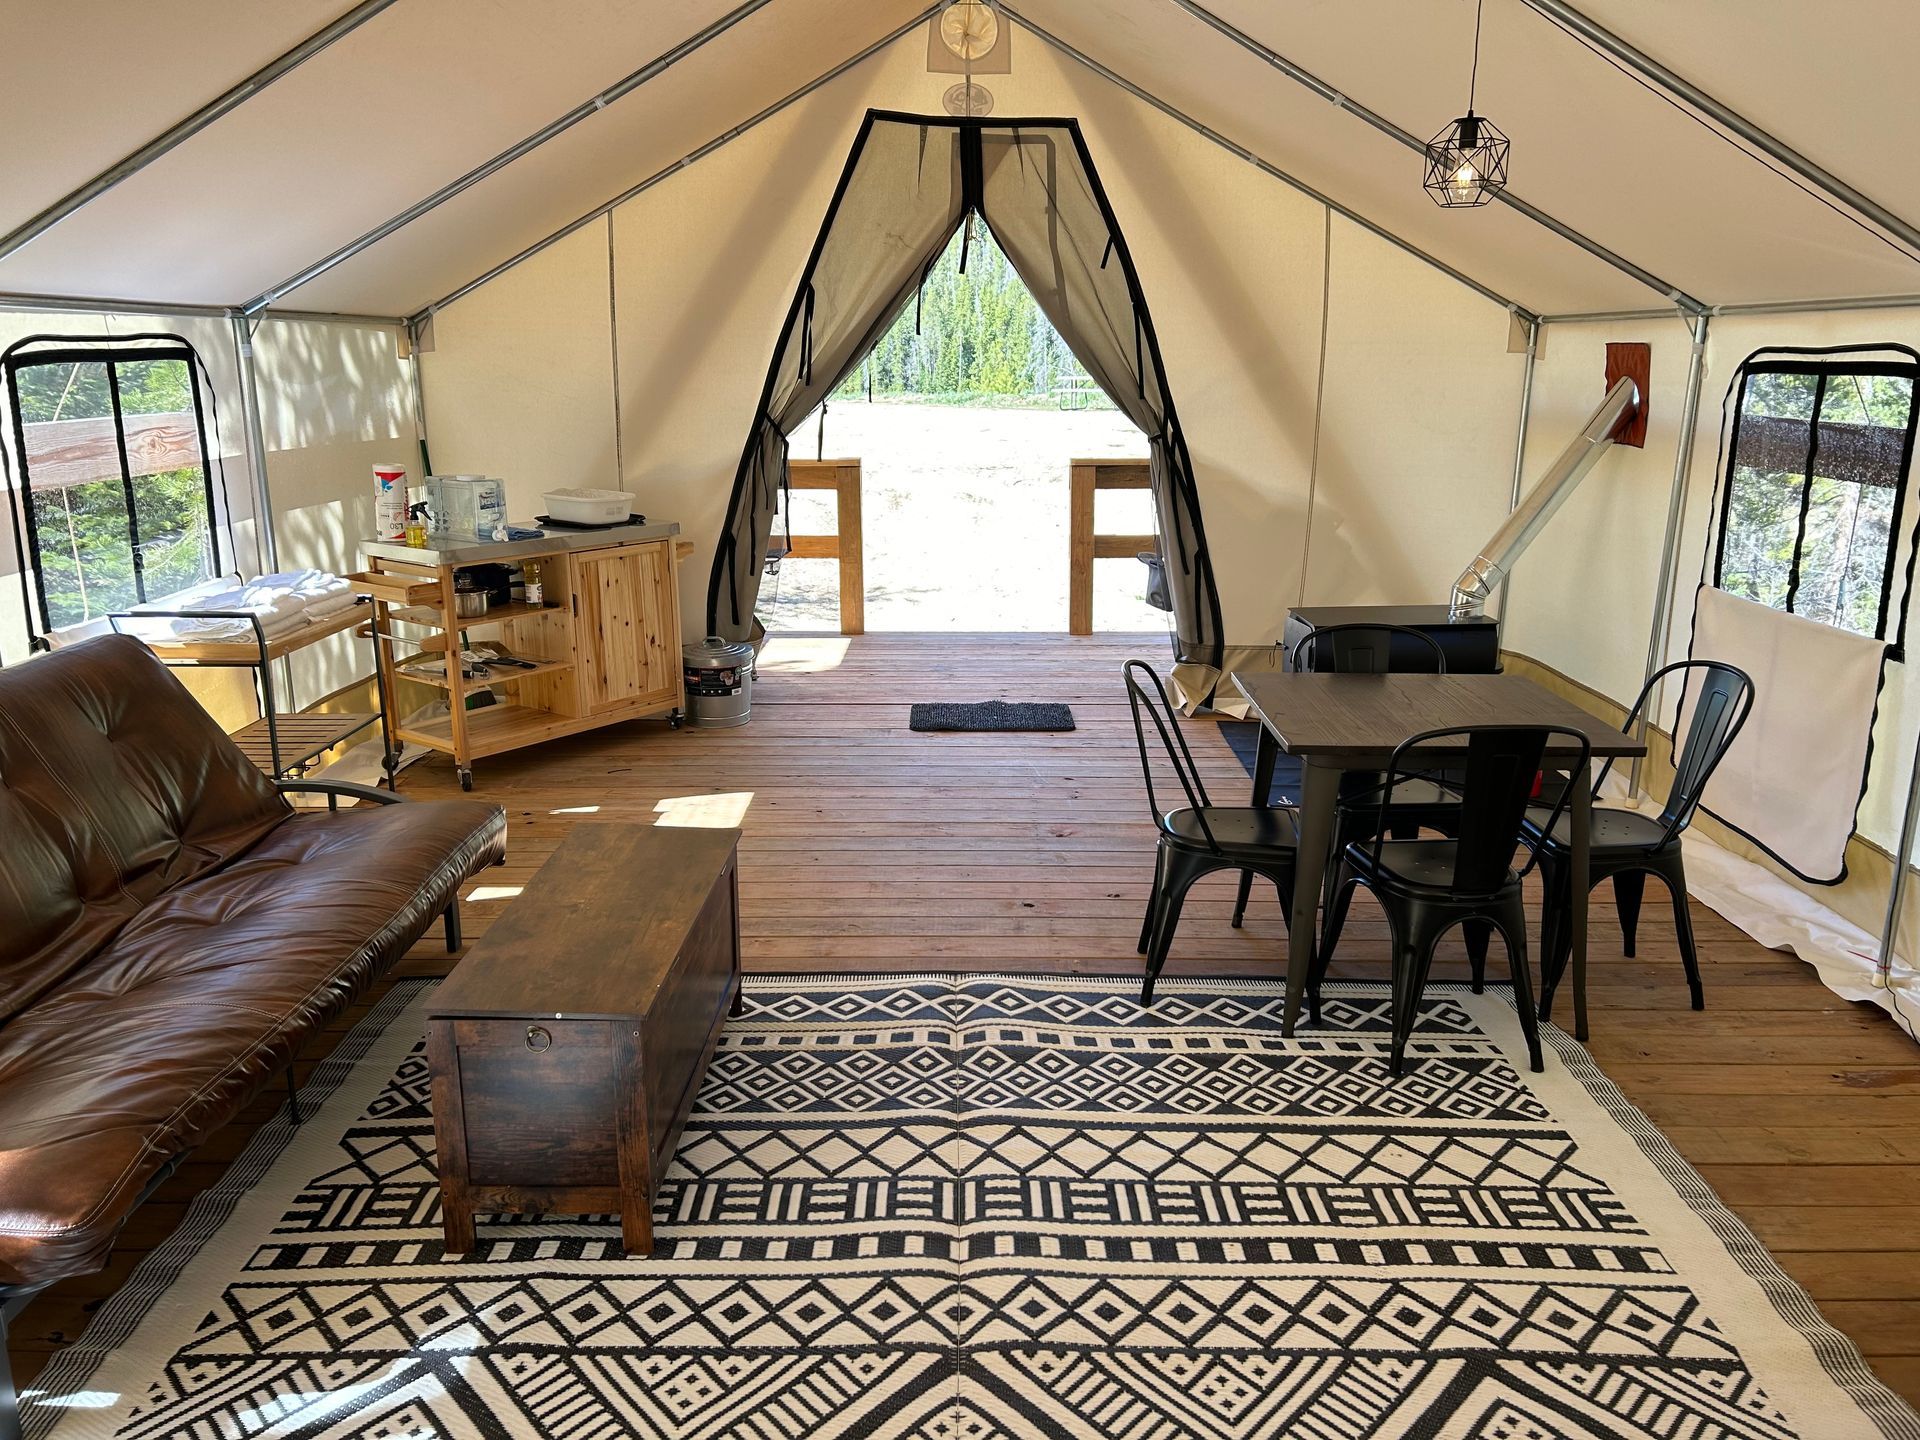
xmin=128 ymin=569 xmax=362 ymax=643
xmin=247 ymin=569 xmax=358 ymax=621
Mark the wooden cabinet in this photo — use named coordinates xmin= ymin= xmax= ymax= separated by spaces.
xmin=360 ymin=527 xmax=686 ymax=789
xmin=572 ymin=543 xmax=680 ymax=714
xmin=427 ymin=825 xmax=741 ymax=1257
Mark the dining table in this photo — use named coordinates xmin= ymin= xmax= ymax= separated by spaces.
xmin=1230 ymin=669 xmax=1646 ymax=1043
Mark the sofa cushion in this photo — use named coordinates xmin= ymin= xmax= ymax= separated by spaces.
xmin=0 ymin=798 xmax=506 ymax=1289
xmin=0 ymin=635 xmax=289 ymax=1023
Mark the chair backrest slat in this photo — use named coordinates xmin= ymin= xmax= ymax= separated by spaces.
xmin=1369 ymin=724 xmax=1591 ymax=895
xmin=1605 ymin=659 xmax=1754 ymax=845
xmin=1661 ymin=661 xmax=1754 ymax=839
xmin=1290 ymin=622 xmax=1448 ymax=675
xmin=1122 ymin=660 xmax=1217 ymax=850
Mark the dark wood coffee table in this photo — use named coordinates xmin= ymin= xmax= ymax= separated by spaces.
xmin=426 ymin=823 xmax=742 ymax=1256
xmin=1231 ymin=671 xmax=1645 ymax=1042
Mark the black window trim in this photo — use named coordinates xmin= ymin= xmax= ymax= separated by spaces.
xmin=2 ymin=333 xmax=224 ymax=650
xmin=1711 ymin=345 xmax=1920 ymax=661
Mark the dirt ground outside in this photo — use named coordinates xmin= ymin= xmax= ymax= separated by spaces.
xmin=763 ymin=398 xmax=1172 ymax=634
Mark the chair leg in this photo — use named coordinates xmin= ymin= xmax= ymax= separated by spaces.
xmin=1613 ymin=870 xmax=1646 ymax=957
xmin=1388 ymin=934 xmax=1437 ymax=1078
xmin=1667 ymin=868 xmax=1705 ymax=1011
xmin=1229 ymin=869 xmax=1254 ymax=928
xmin=1143 ymin=857 xmax=1204 ymax=1005
xmin=1536 ymin=873 xmax=1574 ymax=1022
xmin=1319 ymin=857 xmax=1356 ymax=960
xmin=443 ymin=899 xmax=463 ymax=953
xmin=1462 ymin=920 xmax=1491 ymax=994
xmin=1495 ymin=905 xmax=1544 ymax=1073
xmin=1139 ymin=847 xmax=1167 ymax=955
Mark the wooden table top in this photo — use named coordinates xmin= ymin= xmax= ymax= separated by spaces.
xmin=429 ymin=822 xmax=740 ymax=1020
xmin=1230 ymin=670 xmax=1646 ymax=762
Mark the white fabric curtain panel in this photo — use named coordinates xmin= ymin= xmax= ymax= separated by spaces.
xmin=1684 ymin=585 xmax=1885 ymax=883
xmin=706 ymin=111 xmax=1225 ymax=668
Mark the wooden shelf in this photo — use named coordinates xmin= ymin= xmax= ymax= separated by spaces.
xmin=388 ymin=600 xmax=564 ymax=628
xmin=396 ymin=656 xmax=575 ymax=691
xmin=131 ymin=601 xmax=371 ymax=664
xmin=230 ymin=711 xmax=378 ymax=775
xmin=396 ymin=703 xmax=585 ymax=760
xmin=349 ymin=570 xmax=440 ymax=606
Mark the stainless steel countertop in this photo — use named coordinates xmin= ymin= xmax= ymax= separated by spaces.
xmin=362 ymin=520 xmax=681 ymax=567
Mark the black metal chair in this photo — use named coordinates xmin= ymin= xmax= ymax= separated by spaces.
xmin=1315 ymin=724 xmax=1591 ymax=1075
xmin=1234 ymin=624 xmax=1473 ymax=957
xmin=1529 ymin=659 xmax=1755 ymax=1023
xmin=1125 ymin=660 xmax=1298 ymax=1006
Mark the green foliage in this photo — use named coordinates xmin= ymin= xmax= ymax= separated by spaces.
xmin=14 ymin=357 xmax=213 ymax=628
xmin=834 ymin=221 xmax=1103 ymax=404
xmin=1720 ymin=369 xmax=1911 ymax=637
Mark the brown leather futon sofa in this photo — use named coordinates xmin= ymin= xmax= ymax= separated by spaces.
xmin=0 ymin=634 xmax=504 ymax=1420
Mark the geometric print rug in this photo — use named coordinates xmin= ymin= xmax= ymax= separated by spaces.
xmin=24 ymin=974 xmax=1920 ymax=1440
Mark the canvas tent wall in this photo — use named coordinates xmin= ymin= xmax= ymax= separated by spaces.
xmin=6 ymin=0 xmax=1920 ymax=1014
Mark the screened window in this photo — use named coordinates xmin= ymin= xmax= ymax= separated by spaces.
xmin=4 ymin=341 xmax=221 ymax=636
xmin=1714 ymin=358 xmax=1919 ymax=649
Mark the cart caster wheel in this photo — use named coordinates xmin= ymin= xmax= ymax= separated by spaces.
xmin=668 ymin=709 xmax=684 ymax=730
xmin=459 ymin=769 xmax=474 ymax=792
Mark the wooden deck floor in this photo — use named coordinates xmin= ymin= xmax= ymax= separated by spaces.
xmin=14 ymin=631 xmax=1920 ymax=1409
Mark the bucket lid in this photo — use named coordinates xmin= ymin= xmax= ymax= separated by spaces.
xmin=683 ymin=635 xmax=756 ymax=666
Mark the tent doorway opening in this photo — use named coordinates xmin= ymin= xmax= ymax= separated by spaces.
xmin=764 ymin=222 xmax=1165 ymax=635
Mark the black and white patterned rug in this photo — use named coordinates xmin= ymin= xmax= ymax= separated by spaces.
xmin=26 ymin=975 xmax=1919 ymax=1439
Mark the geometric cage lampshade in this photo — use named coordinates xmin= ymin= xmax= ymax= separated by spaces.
xmin=1423 ymin=112 xmax=1509 ymax=208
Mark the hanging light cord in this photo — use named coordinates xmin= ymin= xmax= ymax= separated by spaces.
xmin=1467 ymin=0 xmax=1484 ymax=112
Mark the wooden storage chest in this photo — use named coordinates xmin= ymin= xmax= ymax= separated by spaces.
xmin=426 ymin=824 xmax=741 ymax=1256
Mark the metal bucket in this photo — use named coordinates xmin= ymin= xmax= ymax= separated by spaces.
xmin=682 ymin=636 xmax=756 ymax=728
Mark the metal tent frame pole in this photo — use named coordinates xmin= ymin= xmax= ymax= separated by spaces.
xmin=245 ymin=0 xmax=785 ymax=314
xmin=414 ymin=6 xmax=943 ymax=322
xmin=231 ymin=316 xmax=278 ymax=574
xmin=1494 ymin=315 xmax=1540 ymax=625
xmin=1161 ymin=0 xmax=1705 ymax=314
xmin=1878 ymin=736 xmax=1920 ymax=988
xmin=1518 ymin=0 xmax=1920 ymax=259
xmin=1000 ymin=4 xmax=1534 ymax=323
xmin=1629 ymin=310 xmax=1710 ymax=793
xmin=0 ymin=0 xmax=401 ymax=267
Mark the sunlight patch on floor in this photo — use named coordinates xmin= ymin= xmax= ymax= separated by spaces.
xmin=654 ymin=792 xmax=755 ymax=827
xmin=756 ymin=635 xmax=852 ymax=672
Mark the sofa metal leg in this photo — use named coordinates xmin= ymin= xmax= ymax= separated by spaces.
xmin=286 ymin=1067 xmax=303 ymax=1126
xmin=0 ymin=1285 xmax=48 ymax=1440
xmin=0 ymin=1315 xmax=17 ymax=1440
xmin=443 ymin=900 xmax=462 ymax=953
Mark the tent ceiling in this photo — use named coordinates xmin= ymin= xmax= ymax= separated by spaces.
xmin=283 ymin=1 xmax=930 ymax=317
xmin=1186 ymin=0 xmax=1920 ymax=308
xmin=3 ymin=0 xmax=1917 ymax=320
xmin=0 ymin=0 xmax=351 ymax=239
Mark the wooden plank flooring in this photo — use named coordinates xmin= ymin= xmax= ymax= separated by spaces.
xmin=13 ymin=631 xmax=1920 ymax=1410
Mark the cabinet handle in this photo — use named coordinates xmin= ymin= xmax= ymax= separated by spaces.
xmin=526 ymin=1025 xmax=553 ymax=1052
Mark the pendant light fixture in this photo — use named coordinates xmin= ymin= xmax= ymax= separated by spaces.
xmin=1423 ymin=0 xmax=1509 ymax=208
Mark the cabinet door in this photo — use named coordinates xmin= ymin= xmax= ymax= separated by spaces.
xmin=572 ymin=543 xmax=679 ymax=713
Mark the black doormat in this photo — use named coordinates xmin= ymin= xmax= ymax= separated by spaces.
xmin=910 ymin=701 xmax=1076 ymax=732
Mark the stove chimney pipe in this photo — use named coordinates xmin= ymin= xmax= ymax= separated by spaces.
xmin=1449 ymin=374 xmax=1641 ymax=618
